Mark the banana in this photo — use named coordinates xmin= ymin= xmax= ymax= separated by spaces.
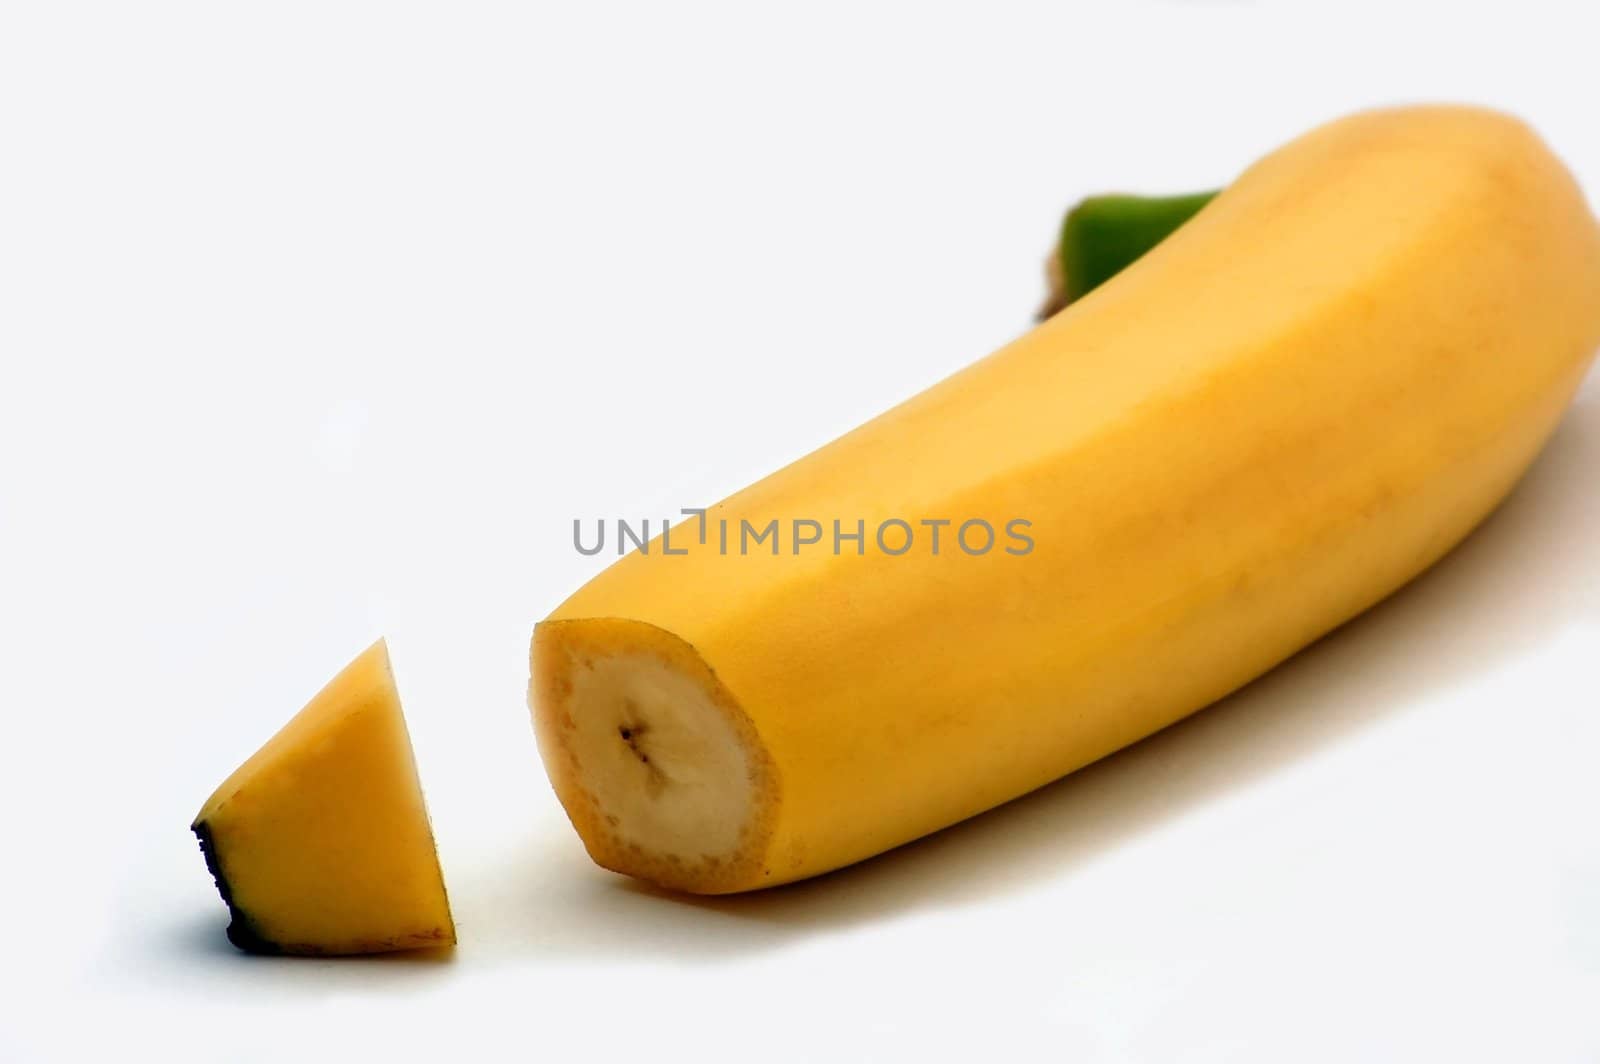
xmin=194 ymin=641 xmax=455 ymax=953
xmin=531 ymin=106 xmax=1600 ymax=894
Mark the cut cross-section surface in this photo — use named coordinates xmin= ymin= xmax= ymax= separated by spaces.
xmin=532 ymin=618 xmax=779 ymax=893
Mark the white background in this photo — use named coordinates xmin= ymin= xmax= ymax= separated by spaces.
xmin=3 ymin=2 xmax=1598 ymax=1060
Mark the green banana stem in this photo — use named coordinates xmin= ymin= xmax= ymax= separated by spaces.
xmin=1039 ymin=190 xmax=1219 ymax=320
